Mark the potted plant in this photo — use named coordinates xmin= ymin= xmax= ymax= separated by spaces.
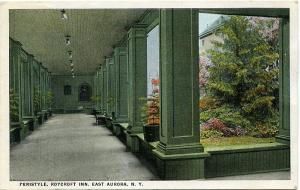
xmin=107 ymin=96 xmax=116 ymax=119
xmin=142 ymin=95 xmax=160 ymax=142
xmin=33 ymin=86 xmax=43 ymax=124
xmin=106 ymin=96 xmax=116 ymax=129
xmin=46 ymin=90 xmax=54 ymax=117
xmin=9 ymin=88 xmax=21 ymax=144
xmin=91 ymin=95 xmax=101 ymax=116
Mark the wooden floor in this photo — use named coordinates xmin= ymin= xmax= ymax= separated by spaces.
xmin=10 ymin=114 xmax=158 ymax=181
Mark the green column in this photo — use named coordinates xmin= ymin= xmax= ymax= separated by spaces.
xmin=93 ymin=73 xmax=97 ymax=109
xmin=114 ymin=46 xmax=128 ymax=122
xmin=107 ymin=57 xmax=116 ymax=117
xmin=277 ymin=17 xmax=290 ymax=145
xmin=98 ymin=70 xmax=103 ymax=111
xmin=127 ymin=24 xmax=147 ymax=132
xmin=20 ymin=49 xmax=29 ymax=118
xmin=41 ymin=68 xmax=46 ymax=111
xmin=10 ymin=39 xmax=23 ymax=122
xmin=94 ymin=72 xmax=98 ymax=109
xmin=27 ymin=54 xmax=34 ymax=117
xmin=152 ymin=9 xmax=209 ymax=180
xmin=125 ymin=24 xmax=147 ymax=152
xmin=102 ymin=62 xmax=107 ymax=114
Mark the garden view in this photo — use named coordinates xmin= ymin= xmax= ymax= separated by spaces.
xmin=146 ymin=14 xmax=280 ymax=146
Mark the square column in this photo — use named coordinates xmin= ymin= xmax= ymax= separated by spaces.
xmin=19 ymin=49 xmax=29 ymax=118
xmin=152 ymin=9 xmax=209 ymax=180
xmin=127 ymin=24 xmax=147 ymax=133
xmin=10 ymin=39 xmax=23 ymax=122
xmin=97 ymin=71 xmax=103 ymax=111
xmin=114 ymin=46 xmax=128 ymax=122
xmin=276 ymin=17 xmax=290 ymax=145
xmin=102 ymin=62 xmax=107 ymax=114
xmin=106 ymin=57 xmax=116 ymax=117
xmin=125 ymin=24 xmax=147 ymax=152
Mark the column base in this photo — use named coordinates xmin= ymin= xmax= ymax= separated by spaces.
xmin=125 ymin=131 xmax=140 ymax=153
xmin=153 ymin=148 xmax=210 ymax=180
xmin=157 ymin=142 xmax=204 ymax=155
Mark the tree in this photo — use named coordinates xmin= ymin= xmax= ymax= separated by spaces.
xmin=205 ymin=16 xmax=279 ymax=128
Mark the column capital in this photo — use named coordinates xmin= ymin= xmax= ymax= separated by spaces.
xmin=127 ymin=24 xmax=147 ymax=40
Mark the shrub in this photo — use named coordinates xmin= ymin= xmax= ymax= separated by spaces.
xmin=46 ymin=91 xmax=54 ymax=108
xmin=200 ymin=105 xmax=251 ymax=129
xmin=202 ymin=118 xmax=235 ymax=137
xmin=9 ymin=89 xmax=19 ymax=122
xmin=33 ymin=86 xmax=41 ymax=115
xmin=147 ymin=95 xmax=160 ymax=125
xmin=234 ymin=126 xmax=247 ymax=136
xmin=251 ymin=123 xmax=279 ymax=138
xmin=201 ymin=129 xmax=223 ymax=139
xmin=199 ymin=96 xmax=219 ymax=111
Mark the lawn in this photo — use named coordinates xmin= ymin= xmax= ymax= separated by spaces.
xmin=201 ymin=136 xmax=275 ymax=148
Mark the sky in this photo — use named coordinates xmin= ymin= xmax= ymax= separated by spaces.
xmin=146 ymin=14 xmax=221 ymax=95
xmin=198 ymin=13 xmax=221 ymax=34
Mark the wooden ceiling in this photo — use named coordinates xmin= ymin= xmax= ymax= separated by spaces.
xmin=9 ymin=9 xmax=145 ymax=75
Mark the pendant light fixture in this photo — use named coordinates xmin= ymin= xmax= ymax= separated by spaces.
xmin=61 ymin=9 xmax=68 ymax=20
xmin=65 ymin=35 xmax=71 ymax=46
xmin=68 ymin=50 xmax=72 ymax=59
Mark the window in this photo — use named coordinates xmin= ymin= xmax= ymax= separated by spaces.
xmin=64 ymin=85 xmax=71 ymax=95
xmin=79 ymin=83 xmax=91 ymax=101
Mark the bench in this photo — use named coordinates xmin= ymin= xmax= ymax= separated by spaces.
xmin=95 ymin=114 xmax=106 ymax=125
xmin=22 ymin=116 xmax=35 ymax=131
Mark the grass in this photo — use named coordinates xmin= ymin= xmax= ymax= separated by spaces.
xmin=201 ymin=136 xmax=275 ymax=148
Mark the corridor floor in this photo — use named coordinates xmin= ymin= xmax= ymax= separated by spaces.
xmin=10 ymin=114 xmax=159 ymax=181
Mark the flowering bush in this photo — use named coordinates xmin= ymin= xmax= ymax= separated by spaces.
xmin=250 ymin=123 xmax=279 ymax=138
xmin=199 ymin=96 xmax=219 ymax=111
xmin=147 ymin=95 xmax=160 ymax=125
xmin=201 ymin=129 xmax=223 ymax=139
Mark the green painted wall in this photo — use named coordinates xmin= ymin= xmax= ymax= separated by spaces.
xmin=51 ymin=75 xmax=93 ymax=110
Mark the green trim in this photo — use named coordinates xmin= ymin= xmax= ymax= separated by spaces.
xmin=153 ymin=149 xmax=210 ymax=160
xmin=198 ymin=8 xmax=289 ymax=18
xmin=205 ymin=143 xmax=288 ymax=153
xmin=147 ymin=18 xmax=159 ymax=33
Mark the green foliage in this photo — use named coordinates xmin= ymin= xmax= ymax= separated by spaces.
xmin=33 ymin=86 xmax=41 ymax=115
xmin=139 ymin=97 xmax=148 ymax=124
xmin=201 ymin=129 xmax=223 ymax=139
xmin=91 ymin=95 xmax=101 ymax=104
xmin=107 ymin=96 xmax=115 ymax=106
xmin=250 ymin=123 xmax=279 ymax=138
xmin=199 ymin=96 xmax=219 ymax=111
xmin=202 ymin=16 xmax=279 ymax=137
xmin=9 ymin=89 xmax=19 ymax=122
xmin=200 ymin=105 xmax=251 ymax=129
xmin=46 ymin=91 xmax=54 ymax=108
